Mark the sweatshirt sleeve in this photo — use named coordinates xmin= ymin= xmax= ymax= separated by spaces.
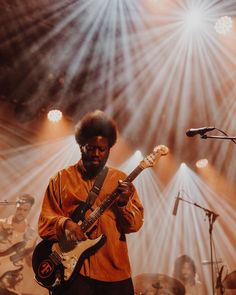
xmin=115 ymin=189 xmax=144 ymax=234
xmin=38 ymin=173 xmax=70 ymax=241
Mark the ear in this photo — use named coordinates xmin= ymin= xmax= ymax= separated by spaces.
xmin=80 ymin=145 xmax=85 ymax=153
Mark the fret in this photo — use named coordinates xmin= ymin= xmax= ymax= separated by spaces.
xmin=125 ymin=166 xmax=143 ymax=183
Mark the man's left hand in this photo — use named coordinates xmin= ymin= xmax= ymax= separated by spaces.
xmin=116 ymin=180 xmax=135 ymax=207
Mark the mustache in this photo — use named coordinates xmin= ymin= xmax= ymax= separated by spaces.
xmin=82 ymin=153 xmax=100 ymax=162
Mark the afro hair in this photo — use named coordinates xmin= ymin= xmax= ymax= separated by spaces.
xmin=75 ymin=110 xmax=117 ymax=148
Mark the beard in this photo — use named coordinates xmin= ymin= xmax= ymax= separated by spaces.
xmin=81 ymin=153 xmax=108 ymax=179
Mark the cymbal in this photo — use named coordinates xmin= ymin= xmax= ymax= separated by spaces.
xmin=224 ymin=271 xmax=236 ymax=289
xmin=133 ymin=273 xmax=185 ymax=295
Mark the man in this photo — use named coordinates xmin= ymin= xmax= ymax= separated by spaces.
xmin=0 ymin=194 xmax=37 ymax=295
xmin=37 ymin=110 xmax=144 ymax=295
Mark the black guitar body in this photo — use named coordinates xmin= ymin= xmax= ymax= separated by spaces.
xmin=32 ymin=235 xmax=106 ymax=292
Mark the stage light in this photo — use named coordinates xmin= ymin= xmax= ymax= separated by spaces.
xmin=180 ymin=162 xmax=187 ymax=168
xmin=215 ymin=16 xmax=233 ymax=35
xmin=47 ymin=73 xmax=54 ymax=80
xmin=47 ymin=109 xmax=63 ymax=122
xmin=196 ymin=158 xmax=208 ymax=168
xmin=58 ymin=77 xmax=65 ymax=85
xmin=184 ymin=9 xmax=203 ymax=31
xmin=134 ymin=150 xmax=142 ymax=158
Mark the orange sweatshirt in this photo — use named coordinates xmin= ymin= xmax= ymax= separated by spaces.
xmin=38 ymin=161 xmax=144 ymax=282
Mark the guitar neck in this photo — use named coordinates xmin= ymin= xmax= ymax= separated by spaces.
xmin=80 ymin=165 xmax=143 ymax=233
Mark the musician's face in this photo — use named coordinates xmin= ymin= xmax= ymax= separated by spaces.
xmin=14 ymin=203 xmax=32 ymax=222
xmin=80 ymin=136 xmax=110 ymax=178
xmin=181 ymin=262 xmax=194 ymax=280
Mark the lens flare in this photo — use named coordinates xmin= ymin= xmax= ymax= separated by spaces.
xmin=215 ymin=16 xmax=233 ymax=35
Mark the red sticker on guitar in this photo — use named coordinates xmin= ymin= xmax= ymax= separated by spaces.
xmin=38 ymin=259 xmax=54 ymax=278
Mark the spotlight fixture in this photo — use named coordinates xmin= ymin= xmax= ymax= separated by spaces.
xmin=196 ymin=158 xmax=208 ymax=168
xmin=184 ymin=9 xmax=203 ymax=30
xmin=215 ymin=16 xmax=233 ymax=35
xmin=47 ymin=109 xmax=63 ymax=122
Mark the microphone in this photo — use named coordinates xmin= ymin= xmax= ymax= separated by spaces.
xmin=172 ymin=192 xmax=180 ymax=216
xmin=17 ymin=199 xmax=27 ymax=204
xmin=186 ymin=127 xmax=215 ymax=137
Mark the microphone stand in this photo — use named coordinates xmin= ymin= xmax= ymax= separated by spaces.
xmin=178 ymin=197 xmax=219 ymax=295
xmin=201 ymin=131 xmax=236 ymax=145
xmin=216 ymin=265 xmax=225 ymax=295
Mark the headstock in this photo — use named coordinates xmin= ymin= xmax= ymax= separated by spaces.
xmin=139 ymin=145 xmax=169 ymax=169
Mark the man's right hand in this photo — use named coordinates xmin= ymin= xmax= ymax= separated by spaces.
xmin=64 ymin=219 xmax=87 ymax=241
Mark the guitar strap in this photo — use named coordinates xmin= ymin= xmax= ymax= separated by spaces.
xmin=71 ymin=166 xmax=108 ymax=223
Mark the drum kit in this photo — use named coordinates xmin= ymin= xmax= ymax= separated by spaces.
xmin=221 ymin=271 xmax=236 ymax=294
xmin=223 ymin=271 xmax=236 ymax=289
xmin=133 ymin=271 xmax=236 ymax=295
xmin=133 ymin=273 xmax=185 ymax=295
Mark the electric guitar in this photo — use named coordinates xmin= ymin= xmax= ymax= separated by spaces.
xmin=32 ymin=145 xmax=169 ymax=291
